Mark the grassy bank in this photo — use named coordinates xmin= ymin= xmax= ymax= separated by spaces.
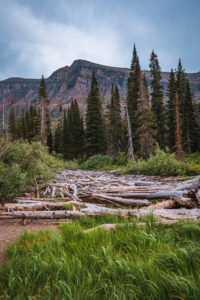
xmin=1 ymin=215 xmax=200 ymax=299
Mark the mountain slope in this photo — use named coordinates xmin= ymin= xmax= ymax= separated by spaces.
xmin=0 ymin=59 xmax=200 ymax=114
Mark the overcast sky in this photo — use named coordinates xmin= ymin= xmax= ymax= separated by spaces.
xmin=0 ymin=0 xmax=199 ymax=80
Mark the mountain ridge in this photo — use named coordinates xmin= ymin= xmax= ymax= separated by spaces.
xmin=0 ymin=59 xmax=200 ymax=114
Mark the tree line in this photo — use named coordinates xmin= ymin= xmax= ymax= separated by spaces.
xmin=8 ymin=45 xmax=200 ymax=160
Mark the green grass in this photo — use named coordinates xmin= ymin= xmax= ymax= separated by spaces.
xmin=1 ymin=215 xmax=200 ymax=299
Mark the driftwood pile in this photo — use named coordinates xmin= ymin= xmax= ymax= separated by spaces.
xmin=1 ymin=170 xmax=200 ymax=222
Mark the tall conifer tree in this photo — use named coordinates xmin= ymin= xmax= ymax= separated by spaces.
xmin=136 ymin=73 xmax=157 ymax=159
xmin=174 ymin=93 xmax=183 ymax=160
xmin=183 ymin=80 xmax=199 ymax=152
xmin=149 ymin=51 xmax=165 ymax=148
xmin=38 ymin=75 xmax=50 ymax=144
xmin=54 ymin=106 xmax=63 ymax=153
xmin=127 ymin=44 xmax=141 ymax=155
xmin=8 ymin=104 xmax=16 ymax=141
xmin=108 ymin=84 xmax=122 ymax=159
xmin=166 ymin=69 xmax=176 ymax=150
xmin=85 ymin=72 xmax=106 ymax=156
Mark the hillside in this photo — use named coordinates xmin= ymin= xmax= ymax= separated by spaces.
xmin=0 ymin=59 xmax=200 ymax=114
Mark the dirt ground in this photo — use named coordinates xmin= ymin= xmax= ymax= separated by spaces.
xmin=0 ymin=220 xmax=67 ymax=264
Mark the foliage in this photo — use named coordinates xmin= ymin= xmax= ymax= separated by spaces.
xmin=127 ymin=44 xmax=141 ymax=153
xmin=63 ymin=160 xmax=79 ymax=170
xmin=2 ymin=218 xmax=200 ymax=299
xmin=80 ymin=154 xmax=112 ymax=170
xmin=108 ymin=85 xmax=122 ymax=159
xmin=184 ymin=153 xmax=200 ymax=175
xmin=0 ymin=141 xmax=63 ymax=202
xmin=85 ymin=72 xmax=107 ymax=156
xmin=166 ymin=69 xmax=176 ymax=149
xmin=149 ymin=50 xmax=165 ymax=149
xmin=0 ymin=163 xmax=27 ymax=202
xmin=62 ymin=100 xmax=84 ymax=160
xmin=127 ymin=148 xmax=188 ymax=176
xmin=115 ymin=152 xmax=128 ymax=166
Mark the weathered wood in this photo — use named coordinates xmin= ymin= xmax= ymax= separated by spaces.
xmin=143 ymin=200 xmax=176 ymax=210
xmin=87 ymin=193 xmax=150 ymax=207
xmin=83 ymin=220 xmax=179 ymax=233
xmin=134 ymin=181 xmax=154 ymax=186
xmin=4 ymin=171 xmax=200 ymax=221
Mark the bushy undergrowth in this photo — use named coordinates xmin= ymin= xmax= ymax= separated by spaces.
xmin=1 ymin=216 xmax=200 ymax=299
xmin=0 ymin=141 xmax=64 ymax=202
xmin=184 ymin=153 xmax=200 ymax=175
xmin=78 ymin=151 xmax=200 ymax=176
xmin=127 ymin=149 xmax=189 ymax=176
xmin=80 ymin=154 xmax=112 ymax=170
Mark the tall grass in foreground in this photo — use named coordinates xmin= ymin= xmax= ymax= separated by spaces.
xmin=1 ymin=215 xmax=200 ymax=299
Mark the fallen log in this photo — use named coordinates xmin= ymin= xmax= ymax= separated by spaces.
xmin=143 ymin=200 xmax=176 ymax=210
xmin=83 ymin=220 xmax=179 ymax=233
xmin=5 ymin=201 xmax=86 ymax=211
xmin=85 ymin=193 xmax=150 ymax=207
xmin=134 ymin=181 xmax=155 ymax=186
xmin=173 ymin=196 xmax=195 ymax=208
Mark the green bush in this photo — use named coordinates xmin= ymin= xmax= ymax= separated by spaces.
xmin=115 ymin=152 xmax=128 ymax=166
xmin=63 ymin=160 xmax=79 ymax=170
xmin=128 ymin=149 xmax=188 ymax=176
xmin=0 ymin=141 xmax=64 ymax=202
xmin=80 ymin=154 xmax=112 ymax=170
xmin=186 ymin=164 xmax=200 ymax=176
xmin=0 ymin=163 xmax=27 ymax=202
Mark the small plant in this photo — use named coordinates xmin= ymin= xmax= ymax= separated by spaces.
xmin=63 ymin=203 xmax=74 ymax=210
xmin=115 ymin=152 xmax=128 ymax=166
xmin=80 ymin=154 xmax=112 ymax=170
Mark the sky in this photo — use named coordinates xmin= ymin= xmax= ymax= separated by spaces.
xmin=0 ymin=0 xmax=200 ymax=80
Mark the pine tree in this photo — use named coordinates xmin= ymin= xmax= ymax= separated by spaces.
xmin=20 ymin=108 xmax=26 ymax=140
xmin=136 ymin=73 xmax=157 ymax=159
xmin=175 ymin=59 xmax=199 ymax=152
xmin=127 ymin=44 xmax=141 ymax=155
xmin=183 ymin=79 xmax=199 ymax=152
xmin=71 ymin=100 xmax=84 ymax=158
xmin=85 ymin=72 xmax=106 ymax=156
xmin=8 ymin=104 xmax=16 ymax=141
xmin=166 ymin=69 xmax=176 ymax=150
xmin=174 ymin=93 xmax=183 ymax=160
xmin=108 ymin=84 xmax=122 ymax=159
xmin=38 ymin=75 xmax=50 ymax=144
xmin=54 ymin=106 xmax=63 ymax=153
xmin=46 ymin=126 xmax=53 ymax=153
xmin=149 ymin=50 xmax=165 ymax=148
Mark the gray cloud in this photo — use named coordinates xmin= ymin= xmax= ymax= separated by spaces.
xmin=0 ymin=0 xmax=200 ymax=80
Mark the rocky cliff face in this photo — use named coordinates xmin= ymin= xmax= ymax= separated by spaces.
xmin=0 ymin=59 xmax=200 ymax=115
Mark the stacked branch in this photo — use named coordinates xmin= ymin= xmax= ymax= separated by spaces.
xmin=1 ymin=170 xmax=200 ymax=221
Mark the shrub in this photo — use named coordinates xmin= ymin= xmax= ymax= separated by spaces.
xmin=0 ymin=141 xmax=64 ymax=202
xmin=80 ymin=154 xmax=112 ymax=170
xmin=127 ymin=149 xmax=188 ymax=176
xmin=115 ymin=152 xmax=128 ymax=166
xmin=186 ymin=164 xmax=200 ymax=176
xmin=63 ymin=160 xmax=79 ymax=170
xmin=0 ymin=163 xmax=27 ymax=202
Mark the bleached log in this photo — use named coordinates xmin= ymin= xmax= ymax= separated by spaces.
xmin=83 ymin=220 xmax=179 ymax=233
xmin=143 ymin=200 xmax=176 ymax=210
xmin=134 ymin=181 xmax=154 ymax=186
xmin=88 ymin=193 xmax=150 ymax=207
xmin=107 ymin=190 xmax=196 ymax=200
